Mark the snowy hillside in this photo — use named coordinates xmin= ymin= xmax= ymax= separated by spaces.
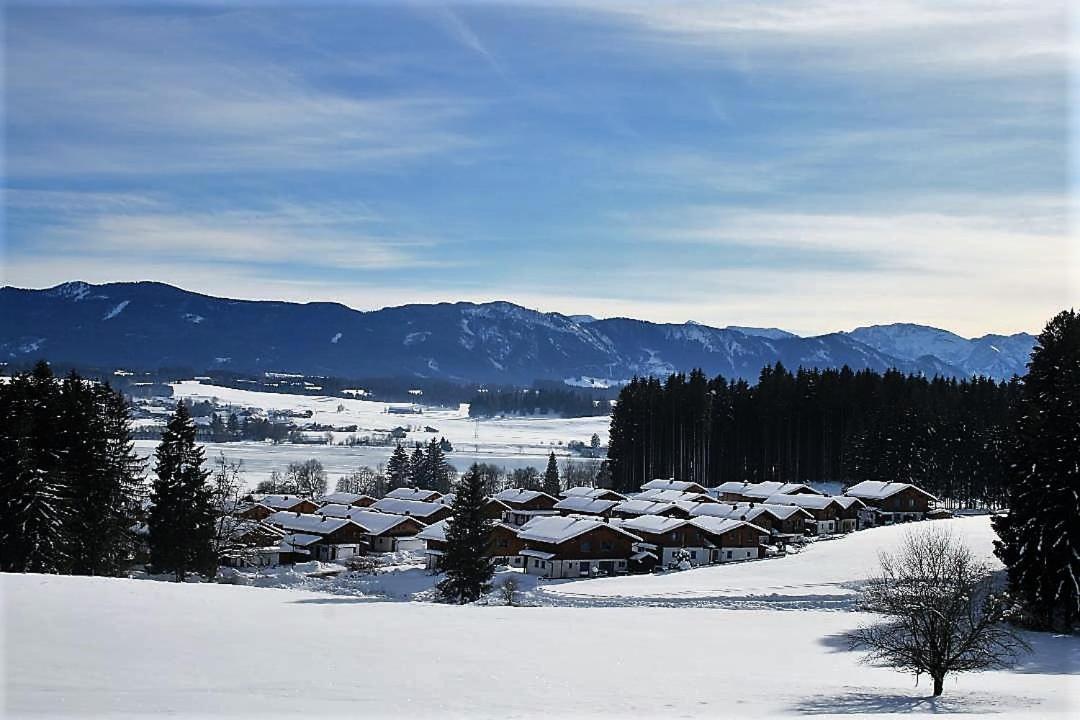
xmin=5 ymin=516 xmax=1077 ymax=717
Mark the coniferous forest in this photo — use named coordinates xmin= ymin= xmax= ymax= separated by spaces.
xmin=607 ymin=364 xmax=1017 ymax=506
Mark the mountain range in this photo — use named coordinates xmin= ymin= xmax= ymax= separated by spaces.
xmin=0 ymin=281 xmax=1035 ymax=385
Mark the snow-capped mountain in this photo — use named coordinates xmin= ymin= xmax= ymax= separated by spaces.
xmin=0 ymin=281 xmax=1035 ymax=383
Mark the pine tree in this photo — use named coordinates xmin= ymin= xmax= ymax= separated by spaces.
xmin=993 ymin=309 xmax=1080 ymax=631
xmin=409 ymin=445 xmax=426 ymax=488
xmin=386 ymin=444 xmax=411 ymax=490
xmin=424 ymin=438 xmax=452 ymax=493
xmin=148 ymin=402 xmax=216 ymax=582
xmin=437 ymin=465 xmax=495 ymax=604
xmin=543 ymin=451 xmax=560 ymax=496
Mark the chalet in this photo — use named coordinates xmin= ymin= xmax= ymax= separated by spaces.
xmin=264 ymin=511 xmax=368 ymax=562
xmin=690 ymin=502 xmax=813 ymax=539
xmin=494 ymin=488 xmax=559 ymax=526
xmin=384 ymin=487 xmax=444 ymax=502
xmin=369 ymin=497 xmax=453 ymax=525
xmin=635 ymin=488 xmax=717 ymax=505
xmin=330 ymin=508 xmax=427 ymax=552
xmin=834 ymin=496 xmax=867 ymax=532
xmin=553 ymin=496 xmax=619 ymax=518
xmin=246 ymin=494 xmax=320 ymax=515
xmin=218 ymin=520 xmax=286 ymax=568
xmin=517 ymin=516 xmax=641 ymax=578
xmin=317 ymin=492 xmax=376 ymax=508
xmin=844 ymin=481 xmax=937 ymax=524
xmin=234 ymin=503 xmax=274 ymax=522
xmin=614 ymin=515 xmax=712 ymax=567
xmin=611 ymin=499 xmax=690 ymax=519
xmin=712 ymin=481 xmax=821 ymax=503
xmin=561 ymin=486 xmax=627 ymax=502
xmin=416 ymin=519 xmax=526 ymax=570
xmin=763 ymin=494 xmax=849 ymax=535
xmin=688 ymin=516 xmax=769 ymax=562
xmin=640 ymin=479 xmax=708 ymax=495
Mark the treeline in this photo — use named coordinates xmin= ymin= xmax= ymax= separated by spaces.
xmin=608 ymin=365 xmax=1017 ymax=506
xmin=468 ymin=387 xmax=608 ymax=418
xmin=0 ymin=361 xmax=145 ymax=575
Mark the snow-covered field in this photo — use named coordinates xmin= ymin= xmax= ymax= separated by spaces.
xmin=150 ymin=382 xmax=610 ymax=487
xmin=4 ymin=517 xmax=1077 ymax=718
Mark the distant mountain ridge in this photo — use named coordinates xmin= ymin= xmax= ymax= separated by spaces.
xmin=0 ymin=281 xmax=1035 ymax=384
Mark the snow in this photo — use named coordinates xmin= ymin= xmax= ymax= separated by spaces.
xmin=385 ymin=487 xmax=442 ymax=502
xmin=612 ymin=498 xmax=681 ymax=516
xmin=101 ymin=299 xmax=130 ymax=320
xmin=540 ymin=516 xmax=1000 ymax=608
xmin=635 ymin=488 xmax=711 ymax=503
xmin=562 ymin=486 xmax=625 ymax=500
xmin=166 ymin=381 xmax=610 ymax=465
xmin=517 ymin=515 xmax=639 ymax=544
xmin=552 ymin=496 xmax=619 ymax=514
xmin=317 ymin=491 xmax=371 ymax=505
xmin=493 ymin=488 xmax=554 ymax=505
xmin=641 ymin=478 xmax=704 ymax=492
xmin=846 ymin=480 xmax=938 ymax=501
xmin=267 ymin=511 xmax=352 ymax=534
xmin=369 ymin=497 xmax=447 ymax=519
xmin=6 ymin=547 xmax=1076 ymax=718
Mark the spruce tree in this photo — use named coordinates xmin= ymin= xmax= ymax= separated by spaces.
xmin=543 ymin=451 xmax=560 ymax=496
xmin=386 ymin=444 xmax=411 ymax=490
xmin=148 ymin=402 xmax=216 ymax=582
xmin=993 ymin=309 xmax=1080 ymax=631
xmin=424 ymin=438 xmax=452 ymax=493
xmin=409 ymin=445 xmax=426 ymax=488
xmin=437 ymin=465 xmax=495 ymax=604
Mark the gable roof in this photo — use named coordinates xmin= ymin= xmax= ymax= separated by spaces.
xmin=280 ymin=533 xmax=322 ymax=550
xmin=612 ymin=499 xmax=680 ymax=517
xmin=266 ymin=511 xmax=353 ymax=535
xmin=416 ymin=519 xmax=449 ymax=543
xmin=517 ymin=515 xmax=640 ymax=544
xmin=343 ymin=509 xmax=420 ymax=535
xmin=619 ymin=514 xmax=690 ymax=536
xmin=635 ymin=488 xmax=713 ymax=504
xmin=640 ymin=479 xmax=707 ymax=494
xmin=253 ymin=494 xmax=314 ymax=510
xmin=763 ymin=494 xmax=845 ymax=510
xmin=494 ymin=488 xmax=557 ymax=505
xmin=844 ymin=481 xmax=938 ymax=502
xmin=384 ymin=487 xmax=443 ymax=502
xmin=370 ymin=497 xmax=448 ymax=519
xmin=317 ymin=492 xmax=374 ymax=506
xmin=688 ymin=516 xmax=768 ymax=537
xmin=561 ymin=486 xmax=627 ymax=501
xmin=553 ymin=496 xmax=619 ymax=514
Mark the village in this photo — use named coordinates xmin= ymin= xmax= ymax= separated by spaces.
xmin=219 ymin=477 xmax=942 ymax=584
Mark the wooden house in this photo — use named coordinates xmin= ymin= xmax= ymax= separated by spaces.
xmin=369 ymin=497 xmax=453 ymax=525
xmin=416 ymin=520 xmax=526 ymax=571
xmin=844 ymin=481 xmax=936 ymax=524
xmin=688 ymin=517 xmax=769 ymax=562
xmin=317 ymin=492 xmax=376 ymax=508
xmin=384 ymin=487 xmax=443 ymax=503
xmin=517 ymin=516 xmax=641 ymax=578
xmin=614 ymin=515 xmax=712 ymax=567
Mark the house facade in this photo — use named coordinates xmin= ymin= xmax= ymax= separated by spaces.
xmin=517 ymin=516 xmax=640 ymax=579
xmin=844 ymin=481 xmax=937 ymax=524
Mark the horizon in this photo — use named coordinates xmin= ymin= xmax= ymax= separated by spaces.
xmin=5 ymin=277 xmax=1039 ymax=339
xmin=4 ymin=2 xmax=1073 ymax=338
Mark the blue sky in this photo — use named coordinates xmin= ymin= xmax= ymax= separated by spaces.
xmin=3 ymin=1 xmax=1073 ymax=336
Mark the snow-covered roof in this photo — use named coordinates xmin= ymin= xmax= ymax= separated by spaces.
xmin=844 ymin=481 xmax=937 ymax=502
xmin=494 ymin=488 xmax=556 ymax=505
xmin=436 ymin=493 xmax=456 ymax=506
xmin=613 ymin=499 xmax=679 ymax=517
xmin=833 ymin=496 xmax=865 ymax=510
xmin=634 ymin=489 xmax=712 ymax=504
xmin=279 ymin=532 xmax=322 ymax=549
xmin=520 ymin=549 xmax=556 ymax=560
xmin=416 ymin=519 xmax=448 ymax=543
xmin=640 ymin=479 xmax=706 ymax=493
xmin=226 ymin=519 xmax=286 ymax=542
xmin=688 ymin=516 xmax=767 ymax=537
xmin=689 ymin=503 xmax=769 ymax=522
xmin=619 ymin=514 xmax=689 ymax=535
xmin=266 ymin=511 xmax=353 ymax=535
xmin=253 ymin=494 xmax=313 ymax=510
xmin=553 ymin=496 xmax=619 ymax=514
xmin=384 ymin=487 xmax=443 ymax=502
xmin=763 ymin=494 xmax=845 ymax=510
xmin=710 ymin=481 xmax=820 ymax=499
xmin=517 ymin=516 xmax=640 ymax=544
xmin=561 ymin=486 xmax=626 ymax=501
xmin=318 ymin=492 xmax=373 ymax=506
xmin=370 ymin=497 xmax=448 ymax=519
xmin=345 ymin=510 xmax=418 ymax=535
xmin=315 ymin=503 xmax=358 ymax=518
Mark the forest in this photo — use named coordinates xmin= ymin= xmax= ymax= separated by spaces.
xmin=607 ymin=364 xmax=1017 ymax=507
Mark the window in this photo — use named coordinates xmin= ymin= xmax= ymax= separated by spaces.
xmin=689 ymin=550 xmax=697 ymax=559
xmin=601 ymin=541 xmax=612 ymax=551
xmin=726 ymin=550 xmax=732 ymax=559
xmin=581 ymin=541 xmax=592 ymax=552
xmin=580 ymin=561 xmax=590 ymax=573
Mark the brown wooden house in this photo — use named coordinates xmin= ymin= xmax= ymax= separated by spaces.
xmin=517 ymin=516 xmax=641 ymax=578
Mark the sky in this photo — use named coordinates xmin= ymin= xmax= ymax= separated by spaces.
xmin=2 ymin=1 xmax=1075 ymax=337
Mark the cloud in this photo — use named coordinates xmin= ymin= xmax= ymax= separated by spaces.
xmin=5 ymin=8 xmax=485 ymax=177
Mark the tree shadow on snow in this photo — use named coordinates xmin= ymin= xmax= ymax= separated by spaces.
xmin=790 ymin=691 xmax=1024 ymax=715
xmin=290 ymin=596 xmax=387 ymax=605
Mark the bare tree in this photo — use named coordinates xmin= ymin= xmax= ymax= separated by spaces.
xmin=208 ymin=453 xmax=246 ymax=560
xmin=849 ymin=528 xmax=1029 ymax=696
xmin=498 ymin=576 xmax=520 ymax=606
xmin=337 ymin=466 xmax=387 ymax=497
xmin=286 ymin=459 xmax=327 ymax=499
